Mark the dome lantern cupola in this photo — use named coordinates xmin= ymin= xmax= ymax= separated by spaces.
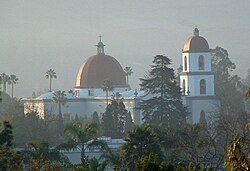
xmin=193 ymin=28 xmax=199 ymax=36
xmin=96 ymin=35 xmax=105 ymax=54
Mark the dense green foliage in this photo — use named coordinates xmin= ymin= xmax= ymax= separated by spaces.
xmin=102 ymin=99 xmax=134 ymax=138
xmin=140 ymin=55 xmax=187 ymax=127
xmin=212 ymin=46 xmax=245 ymax=115
xmin=59 ymin=122 xmax=106 ymax=167
xmin=0 ymin=121 xmax=23 ymax=170
xmin=121 ymin=124 xmax=163 ymax=170
xmin=22 ymin=141 xmax=70 ymax=169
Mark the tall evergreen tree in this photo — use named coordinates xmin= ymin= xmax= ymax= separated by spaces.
xmin=92 ymin=111 xmax=100 ymax=125
xmin=140 ymin=55 xmax=187 ymax=127
xmin=124 ymin=111 xmax=134 ymax=132
xmin=212 ymin=46 xmax=245 ymax=115
xmin=102 ymin=100 xmax=132 ymax=138
xmin=0 ymin=121 xmax=23 ymax=169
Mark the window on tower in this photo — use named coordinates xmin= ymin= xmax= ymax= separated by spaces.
xmin=182 ymin=80 xmax=186 ymax=95
xmin=88 ymin=90 xmax=94 ymax=96
xmin=199 ymin=55 xmax=205 ymax=70
xmin=75 ymin=90 xmax=79 ymax=97
xmin=200 ymin=79 xmax=206 ymax=94
xmin=184 ymin=56 xmax=187 ymax=71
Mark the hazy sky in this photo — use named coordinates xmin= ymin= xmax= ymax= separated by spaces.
xmin=1 ymin=0 xmax=250 ymax=98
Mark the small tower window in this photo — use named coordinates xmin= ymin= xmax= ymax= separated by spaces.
xmin=199 ymin=55 xmax=205 ymax=70
xmin=184 ymin=56 xmax=187 ymax=71
xmin=182 ymin=80 xmax=186 ymax=95
xmin=88 ymin=90 xmax=94 ymax=96
xmin=75 ymin=90 xmax=79 ymax=97
xmin=200 ymin=79 xmax=206 ymax=94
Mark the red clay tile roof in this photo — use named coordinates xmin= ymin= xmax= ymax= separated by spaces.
xmin=76 ymin=54 xmax=126 ymax=88
xmin=183 ymin=36 xmax=209 ymax=52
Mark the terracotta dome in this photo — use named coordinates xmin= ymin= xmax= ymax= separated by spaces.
xmin=183 ymin=28 xmax=209 ymax=52
xmin=76 ymin=39 xmax=126 ymax=88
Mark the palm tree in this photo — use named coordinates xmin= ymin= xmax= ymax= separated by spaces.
xmin=100 ymin=146 xmax=122 ymax=169
xmin=124 ymin=67 xmax=133 ymax=86
xmin=120 ymin=124 xmax=162 ymax=170
xmin=59 ymin=122 xmax=106 ymax=167
xmin=9 ymin=74 xmax=18 ymax=98
xmin=45 ymin=69 xmax=57 ymax=92
xmin=52 ymin=90 xmax=67 ymax=121
xmin=22 ymin=141 xmax=70 ymax=169
xmin=0 ymin=73 xmax=10 ymax=93
xmin=101 ymin=80 xmax=114 ymax=106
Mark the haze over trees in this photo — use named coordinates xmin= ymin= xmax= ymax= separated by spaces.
xmin=0 ymin=45 xmax=250 ymax=170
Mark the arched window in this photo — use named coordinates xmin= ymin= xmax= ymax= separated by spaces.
xmin=182 ymin=80 xmax=186 ymax=95
xmin=199 ymin=110 xmax=207 ymax=128
xmin=184 ymin=56 xmax=187 ymax=71
xmin=199 ymin=55 xmax=205 ymax=70
xmin=200 ymin=79 xmax=206 ymax=94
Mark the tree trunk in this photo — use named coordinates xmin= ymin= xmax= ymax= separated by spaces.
xmin=11 ymin=83 xmax=13 ymax=98
xmin=49 ymin=77 xmax=52 ymax=92
xmin=59 ymin=102 xmax=62 ymax=119
xmin=3 ymin=82 xmax=6 ymax=92
xmin=58 ymin=102 xmax=63 ymax=134
xmin=106 ymin=90 xmax=108 ymax=107
xmin=81 ymin=144 xmax=88 ymax=167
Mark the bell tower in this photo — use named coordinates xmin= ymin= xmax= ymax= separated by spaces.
xmin=180 ymin=28 xmax=219 ymax=123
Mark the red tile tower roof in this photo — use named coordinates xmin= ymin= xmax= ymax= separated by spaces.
xmin=183 ymin=28 xmax=209 ymax=52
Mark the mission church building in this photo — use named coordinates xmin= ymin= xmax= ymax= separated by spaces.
xmin=180 ymin=28 xmax=220 ymax=123
xmin=23 ymin=38 xmax=143 ymax=124
xmin=23 ymin=28 xmax=220 ymax=125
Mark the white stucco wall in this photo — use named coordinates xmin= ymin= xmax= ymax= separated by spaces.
xmin=180 ymin=74 xmax=214 ymax=96
xmin=186 ymin=98 xmax=220 ymax=123
xmin=182 ymin=52 xmax=211 ymax=72
xmin=75 ymin=87 xmax=129 ymax=98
